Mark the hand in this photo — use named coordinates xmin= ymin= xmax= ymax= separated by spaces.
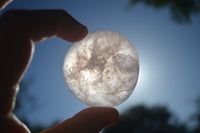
xmin=0 ymin=1 xmax=119 ymax=133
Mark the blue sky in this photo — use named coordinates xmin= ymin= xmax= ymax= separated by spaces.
xmin=2 ymin=0 xmax=200 ymax=126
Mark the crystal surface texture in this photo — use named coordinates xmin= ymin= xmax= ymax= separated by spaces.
xmin=63 ymin=31 xmax=139 ymax=107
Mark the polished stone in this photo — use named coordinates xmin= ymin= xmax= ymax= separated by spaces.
xmin=63 ymin=31 xmax=139 ymax=107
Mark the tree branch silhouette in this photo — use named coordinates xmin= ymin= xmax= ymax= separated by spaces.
xmin=103 ymin=105 xmax=189 ymax=133
xmin=128 ymin=0 xmax=200 ymax=24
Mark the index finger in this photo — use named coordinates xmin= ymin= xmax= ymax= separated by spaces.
xmin=0 ymin=9 xmax=88 ymax=42
xmin=0 ymin=9 xmax=88 ymax=115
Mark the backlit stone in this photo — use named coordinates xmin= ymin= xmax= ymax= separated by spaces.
xmin=63 ymin=31 xmax=139 ymax=107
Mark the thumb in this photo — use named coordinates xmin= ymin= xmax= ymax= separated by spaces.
xmin=0 ymin=0 xmax=12 ymax=10
xmin=42 ymin=107 xmax=119 ymax=133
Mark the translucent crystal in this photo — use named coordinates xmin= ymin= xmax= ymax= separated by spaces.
xmin=63 ymin=31 xmax=139 ymax=107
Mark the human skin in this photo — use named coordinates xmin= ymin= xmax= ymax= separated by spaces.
xmin=0 ymin=1 xmax=119 ymax=133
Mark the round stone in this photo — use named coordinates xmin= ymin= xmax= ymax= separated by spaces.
xmin=63 ymin=31 xmax=139 ymax=107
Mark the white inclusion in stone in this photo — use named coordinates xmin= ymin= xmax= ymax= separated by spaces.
xmin=63 ymin=31 xmax=139 ymax=107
